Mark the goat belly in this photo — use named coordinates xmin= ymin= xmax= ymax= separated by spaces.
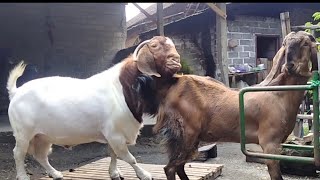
xmin=8 ymin=77 xmax=115 ymax=146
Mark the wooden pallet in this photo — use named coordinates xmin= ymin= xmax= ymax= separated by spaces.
xmin=40 ymin=157 xmax=223 ymax=180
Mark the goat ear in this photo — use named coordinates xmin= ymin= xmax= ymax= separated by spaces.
xmin=133 ymin=40 xmax=161 ymax=77
xmin=136 ymin=46 xmax=161 ymax=77
xmin=311 ymin=42 xmax=318 ymax=71
xmin=259 ymin=46 xmax=286 ymax=86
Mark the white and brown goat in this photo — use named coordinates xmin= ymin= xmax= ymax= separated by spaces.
xmin=7 ymin=36 xmax=181 ymax=180
xmin=135 ymin=31 xmax=319 ymax=180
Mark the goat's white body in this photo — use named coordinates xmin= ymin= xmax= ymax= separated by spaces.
xmin=8 ymin=62 xmax=142 ymax=146
xmin=8 ymin=61 xmax=152 ymax=180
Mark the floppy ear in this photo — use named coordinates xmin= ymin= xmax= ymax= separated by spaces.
xmin=259 ymin=46 xmax=286 ymax=86
xmin=136 ymin=46 xmax=161 ymax=77
xmin=133 ymin=40 xmax=161 ymax=77
xmin=310 ymin=42 xmax=318 ymax=71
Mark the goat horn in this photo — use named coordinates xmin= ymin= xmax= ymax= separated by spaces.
xmin=133 ymin=40 xmax=151 ymax=61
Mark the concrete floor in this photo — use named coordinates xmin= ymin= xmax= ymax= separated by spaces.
xmin=0 ymin=115 xmax=11 ymax=132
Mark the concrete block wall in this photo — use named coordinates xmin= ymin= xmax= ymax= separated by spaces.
xmin=209 ymin=15 xmax=282 ymax=82
xmin=226 ymin=15 xmax=282 ymax=67
xmin=0 ymin=3 xmax=126 ymax=114
xmin=210 ymin=15 xmax=282 ymax=69
xmin=0 ymin=3 xmax=126 ymax=79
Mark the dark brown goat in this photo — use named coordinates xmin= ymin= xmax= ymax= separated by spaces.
xmin=136 ymin=31 xmax=318 ymax=180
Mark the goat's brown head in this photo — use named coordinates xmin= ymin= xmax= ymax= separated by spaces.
xmin=133 ymin=36 xmax=181 ymax=77
xmin=261 ymin=31 xmax=318 ymax=85
xmin=283 ymin=31 xmax=318 ymax=76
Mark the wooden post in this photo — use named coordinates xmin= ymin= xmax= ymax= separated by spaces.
xmin=157 ymin=3 xmax=164 ymax=36
xmin=280 ymin=12 xmax=291 ymax=39
xmin=284 ymin=12 xmax=291 ymax=34
xmin=216 ymin=3 xmax=229 ymax=87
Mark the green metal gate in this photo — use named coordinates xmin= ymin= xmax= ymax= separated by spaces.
xmin=239 ymin=71 xmax=320 ymax=166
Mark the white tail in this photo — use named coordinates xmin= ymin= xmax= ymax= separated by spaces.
xmin=7 ymin=61 xmax=27 ymax=100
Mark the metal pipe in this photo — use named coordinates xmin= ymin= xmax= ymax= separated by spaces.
xmin=243 ymin=151 xmax=315 ymax=164
xmin=312 ymin=71 xmax=320 ymax=166
xmin=281 ymin=144 xmax=314 ymax=151
xmin=239 ymin=85 xmax=312 ymax=93
xmin=239 ymin=88 xmax=246 ymax=155
xmin=239 ymin=81 xmax=319 ymax=164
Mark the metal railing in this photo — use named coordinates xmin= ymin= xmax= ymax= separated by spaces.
xmin=239 ymin=71 xmax=320 ymax=166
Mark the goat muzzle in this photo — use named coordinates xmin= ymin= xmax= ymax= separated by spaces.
xmin=166 ymin=53 xmax=181 ymax=73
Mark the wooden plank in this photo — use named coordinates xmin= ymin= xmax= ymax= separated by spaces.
xmin=206 ymin=3 xmax=227 ymax=19
xmin=157 ymin=3 xmax=164 ymax=36
xmin=39 ymin=157 xmax=223 ymax=180
xmin=215 ymin=3 xmax=229 ymax=87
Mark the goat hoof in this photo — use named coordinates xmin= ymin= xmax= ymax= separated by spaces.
xmin=111 ymin=176 xmax=124 ymax=180
xmin=138 ymin=175 xmax=152 ymax=180
xmin=48 ymin=171 xmax=63 ymax=180
xmin=16 ymin=175 xmax=30 ymax=180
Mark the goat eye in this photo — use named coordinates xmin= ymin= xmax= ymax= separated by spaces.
xmin=150 ymin=43 xmax=157 ymax=48
xmin=303 ymin=42 xmax=309 ymax=46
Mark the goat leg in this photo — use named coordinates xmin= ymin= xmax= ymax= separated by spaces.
xmin=164 ymin=164 xmax=177 ymax=180
xmin=176 ymin=164 xmax=189 ymax=180
xmin=260 ymin=142 xmax=283 ymax=180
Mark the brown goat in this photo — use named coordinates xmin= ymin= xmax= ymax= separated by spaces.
xmin=136 ymin=31 xmax=318 ymax=180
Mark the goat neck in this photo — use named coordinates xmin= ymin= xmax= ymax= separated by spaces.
xmin=119 ymin=57 xmax=144 ymax=123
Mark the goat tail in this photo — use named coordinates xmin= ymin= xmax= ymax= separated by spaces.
xmin=7 ymin=61 xmax=27 ymax=100
xmin=153 ymin=106 xmax=185 ymax=160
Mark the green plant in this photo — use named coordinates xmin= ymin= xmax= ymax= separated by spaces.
xmin=305 ymin=12 xmax=320 ymax=51
xmin=178 ymin=59 xmax=194 ymax=74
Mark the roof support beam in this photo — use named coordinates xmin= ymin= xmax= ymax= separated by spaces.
xmin=157 ymin=3 xmax=164 ymax=36
xmin=206 ymin=3 xmax=227 ymax=19
xmin=132 ymin=3 xmax=157 ymax=23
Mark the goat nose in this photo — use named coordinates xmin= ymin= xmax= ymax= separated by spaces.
xmin=168 ymin=54 xmax=180 ymax=61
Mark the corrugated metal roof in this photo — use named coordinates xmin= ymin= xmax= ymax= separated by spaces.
xmin=127 ymin=3 xmax=174 ymax=28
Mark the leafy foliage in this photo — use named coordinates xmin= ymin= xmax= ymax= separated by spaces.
xmin=178 ymin=59 xmax=193 ymax=74
xmin=305 ymin=12 xmax=320 ymax=50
